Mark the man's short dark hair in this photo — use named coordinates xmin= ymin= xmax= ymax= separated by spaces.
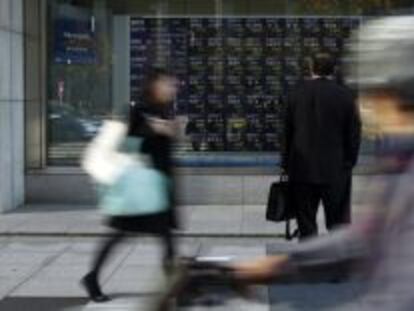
xmin=311 ymin=53 xmax=335 ymax=76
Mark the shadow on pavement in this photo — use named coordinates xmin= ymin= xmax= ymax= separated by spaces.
xmin=0 ymin=297 xmax=89 ymax=311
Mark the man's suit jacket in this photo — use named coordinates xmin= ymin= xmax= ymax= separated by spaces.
xmin=282 ymin=78 xmax=361 ymax=183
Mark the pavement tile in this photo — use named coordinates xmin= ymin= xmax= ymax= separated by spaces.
xmin=83 ymin=296 xmax=157 ymax=311
xmin=0 ymin=249 xmax=56 ymax=265
xmin=0 ymin=214 xmax=30 ymax=233
xmin=0 ymin=264 xmax=44 ymax=279
xmin=66 ymin=224 xmax=108 ymax=235
xmin=3 ymin=241 xmax=70 ymax=253
xmin=11 ymin=279 xmax=87 ymax=297
xmin=187 ymin=299 xmax=269 ymax=311
xmin=52 ymin=253 xmax=94 ymax=265
xmin=124 ymin=244 xmax=163 ymax=265
xmin=186 ymin=221 xmax=242 ymax=235
xmin=104 ymin=278 xmax=165 ymax=295
xmin=104 ymin=260 xmax=166 ymax=295
xmin=106 ymin=266 xmax=164 ymax=282
xmin=0 ymin=204 xmax=355 ymax=236
xmin=10 ymin=242 xmax=132 ymax=297
xmin=207 ymin=245 xmax=265 ymax=256
xmin=29 ymin=265 xmax=90 ymax=280
xmin=0 ymin=253 xmax=58 ymax=299
xmin=13 ymin=217 xmax=73 ymax=234
xmin=0 ymin=277 xmax=26 ymax=299
xmin=67 ymin=241 xmax=132 ymax=255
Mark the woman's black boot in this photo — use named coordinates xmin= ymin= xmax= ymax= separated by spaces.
xmin=81 ymin=272 xmax=110 ymax=303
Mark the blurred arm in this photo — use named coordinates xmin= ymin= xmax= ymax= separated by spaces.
xmin=148 ymin=117 xmax=177 ymax=138
xmin=235 ymin=225 xmax=371 ymax=284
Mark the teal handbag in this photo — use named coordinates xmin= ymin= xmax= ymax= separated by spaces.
xmin=98 ymin=137 xmax=170 ymax=216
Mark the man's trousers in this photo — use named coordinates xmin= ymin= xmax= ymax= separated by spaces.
xmin=291 ymin=175 xmax=352 ymax=240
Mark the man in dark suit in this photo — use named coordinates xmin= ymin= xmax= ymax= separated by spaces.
xmin=282 ymin=53 xmax=361 ymax=239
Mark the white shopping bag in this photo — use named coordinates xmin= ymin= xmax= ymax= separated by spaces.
xmin=82 ymin=120 xmax=135 ymax=185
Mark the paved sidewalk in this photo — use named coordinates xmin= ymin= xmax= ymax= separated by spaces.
xmin=0 ymin=204 xmax=335 ymax=238
xmin=0 ymin=236 xmax=363 ymax=311
xmin=0 ymin=237 xmax=271 ymax=310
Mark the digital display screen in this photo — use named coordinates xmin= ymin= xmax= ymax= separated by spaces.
xmin=130 ymin=17 xmax=359 ymax=152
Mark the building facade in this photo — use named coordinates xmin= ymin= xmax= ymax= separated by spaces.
xmin=0 ymin=0 xmax=411 ymax=212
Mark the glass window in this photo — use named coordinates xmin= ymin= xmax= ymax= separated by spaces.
xmin=47 ymin=0 xmax=113 ymax=165
xmin=46 ymin=0 xmax=413 ymax=166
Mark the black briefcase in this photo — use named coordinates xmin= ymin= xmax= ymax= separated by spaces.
xmin=266 ymin=180 xmax=294 ymax=222
xmin=266 ymin=178 xmax=298 ymax=240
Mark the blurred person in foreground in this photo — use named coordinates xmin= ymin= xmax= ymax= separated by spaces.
xmin=232 ymin=16 xmax=414 ymax=310
xmin=82 ymin=69 xmax=179 ymax=302
xmin=283 ymin=52 xmax=361 ymax=240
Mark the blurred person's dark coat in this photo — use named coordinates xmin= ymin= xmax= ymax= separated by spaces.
xmin=107 ymin=103 xmax=178 ymax=233
xmin=282 ymin=77 xmax=361 ymax=238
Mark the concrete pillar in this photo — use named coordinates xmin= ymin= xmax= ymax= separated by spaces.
xmin=0 ymin=0 xmax=25 ymax=212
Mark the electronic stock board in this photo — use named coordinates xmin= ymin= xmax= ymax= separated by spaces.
xmin=130 ymin=17 xmax=360 ymax=152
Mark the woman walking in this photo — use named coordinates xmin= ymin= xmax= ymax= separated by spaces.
xmin=82 ymin=69 xmax=179 ymax=302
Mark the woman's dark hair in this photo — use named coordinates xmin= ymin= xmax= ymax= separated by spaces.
xmin=142 ymin=67 xmax=174 ymax=105
xmin=311 ymin=53 xmax=336 ymax=77
xmin=128 ymin=68 xmax=174 ymax=135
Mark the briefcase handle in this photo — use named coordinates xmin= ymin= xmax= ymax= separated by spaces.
xmin=280 ymin=172 xmax=289 ymax=183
